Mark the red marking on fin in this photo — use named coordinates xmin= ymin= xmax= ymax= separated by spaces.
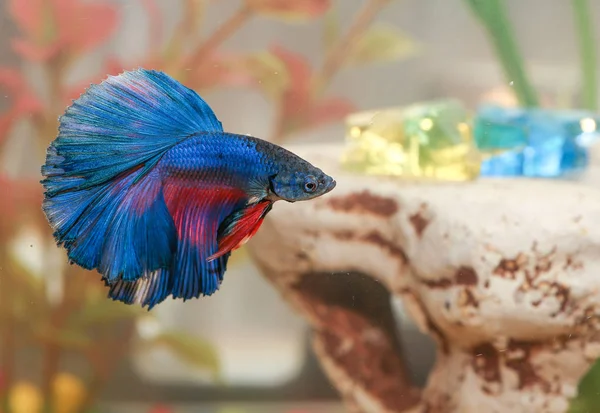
xmin=164 ymin=182 xmax=246 ymax=243
xmin=161 ymin=179 xmax=248 ymax=297
xmin=208 ymin=200 xmax=273 ymax=261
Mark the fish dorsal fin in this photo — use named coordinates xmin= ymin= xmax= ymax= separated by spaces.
xmin=42 ymin=69 xmax=223 ymax=196
xmin=208 ymin=200 xmax=273 ymax=261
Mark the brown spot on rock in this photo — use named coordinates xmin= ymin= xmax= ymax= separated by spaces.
xmin=329 ymin=230 xmax=409 ymax=263
xmin=521 ymin=280 xmax=571 ymax=314
xmin=362 ymin=231 xmax=409 ymax=263
xmin=471 ymin=343 xmax=501 ymax=383
xmin=422 ymin=278 xmax=453 ymax=288
xmin=332 ymin=230 xmax=354 ymax=241
xmin=505 ymin=343 xmax=537 ymax=389
xmin=505 ymin=340 xmax=551 ymax=391
xmin=551 ymin=282 xmax=570 ymax=313
xmin=470 ymin=339 xmax=558 ymax=393
xmin=456 ymin=266 xmax=478 ymax=286
xmin=535 ymin=257 xmax=552 ymax=274
xmin=422 ymin=266 xmax=478 ymax=289
xmin=409 ymin=212 xmax=429 ymax=237
xmin=564 ymin=255 xmax=584 ymax=271
xmin=296 ymin=251 xmax=309 ymax=260
xmin=329 ymin=190 xmax=398 ymax=217
xmin=493 ymin=253 xmax=527 ymax=279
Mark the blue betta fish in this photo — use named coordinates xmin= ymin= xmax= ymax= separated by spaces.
xmin=41 ymin=68 xmax=336 ymax=310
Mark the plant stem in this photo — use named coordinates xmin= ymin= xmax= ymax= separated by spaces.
xmin=40 ymin=52 xmax=68 ymax=160
xmin=185 ymin=4 xmax=253 ymax=70
xmin=463 ymin=0 xmax=539 ymax=107
xmin=314 ymin=0 xmax=391 ymax=94
xmin=572 ymin=0 xmax=598 ymax=111
xmin=165 ymin=0 xmax=204 ymax=62
xmin=270 ymin=0 xmax=391 ymax=144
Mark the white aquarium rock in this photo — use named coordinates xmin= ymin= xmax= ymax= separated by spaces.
xmin=247 ymin=142 xmax=600 ymax=413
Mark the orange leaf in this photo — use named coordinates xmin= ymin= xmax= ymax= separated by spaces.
xmin=9 ymin=0 xmax=119 ymax=61
xmin=11 ymin=38 xmax=63 ymax=62
xmin=0 ymin=68 xmax=24 ymax=94
xmin=14 ymin=95 xmax=43 ymax=114
xmin=8 ymin=0 xmax=47 ymax=41
xmin=9 ymin=0 xmax=61 ymax=61
xmin=57 ymin=1 xmax=119 ymax=54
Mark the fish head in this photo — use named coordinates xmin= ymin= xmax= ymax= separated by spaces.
xmin=269 ymin=163 xmax=336 ymax=203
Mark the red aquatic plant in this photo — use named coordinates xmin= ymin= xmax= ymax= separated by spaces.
xmin=9 ymin=0 xmax=118 ymax=61
xmin=268 ymin=45 xmax=355 ymax=138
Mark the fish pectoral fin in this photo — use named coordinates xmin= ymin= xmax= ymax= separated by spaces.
xmin=208 ymin=200 xmax=273 ymax=261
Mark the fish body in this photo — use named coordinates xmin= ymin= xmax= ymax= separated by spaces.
xmin=41 ymin=69 xmax=335 ymax=309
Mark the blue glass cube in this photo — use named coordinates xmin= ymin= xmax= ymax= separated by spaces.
xmin=473 ymin=104 xmax=600 ymax=178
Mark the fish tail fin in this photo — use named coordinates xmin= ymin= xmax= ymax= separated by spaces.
xmin=41 ymin=69 xmax=224 ymax=307
xmin=104 ymin=269 xmax=173 ymax=310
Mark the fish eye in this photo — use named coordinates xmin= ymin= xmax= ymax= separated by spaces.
xmin=303 ymin=175 xmax=318 ymax=193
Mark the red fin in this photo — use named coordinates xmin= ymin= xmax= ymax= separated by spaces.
xmin=162 ymin=179 xmax=248 ymax=298
xmin=208 ymin=200 xmax=273 ymax=261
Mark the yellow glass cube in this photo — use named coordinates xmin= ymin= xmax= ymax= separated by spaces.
xmin=340 ymin=99 xmax=481 ymax=181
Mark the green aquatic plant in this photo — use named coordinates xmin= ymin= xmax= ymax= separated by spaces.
xmin=571 ymin=0 xmax=598 ymax=111
xmin=462 ymin=0 xmax=539 ymax=107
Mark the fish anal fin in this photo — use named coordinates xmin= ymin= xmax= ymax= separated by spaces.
xmin=208 ymin=200 xmax=273 ymax=261
xmin=162 ymin=181 xmax=247 ymax=298
xmin=105 ymin=269 xmax=172 ymax=310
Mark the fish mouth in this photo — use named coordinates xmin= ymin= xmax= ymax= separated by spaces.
xmin=323 ymin=178 xmax=336 ymax=194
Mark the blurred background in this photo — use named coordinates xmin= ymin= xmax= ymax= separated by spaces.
xmin=0 ymin=1 xmax=599 ymax=412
